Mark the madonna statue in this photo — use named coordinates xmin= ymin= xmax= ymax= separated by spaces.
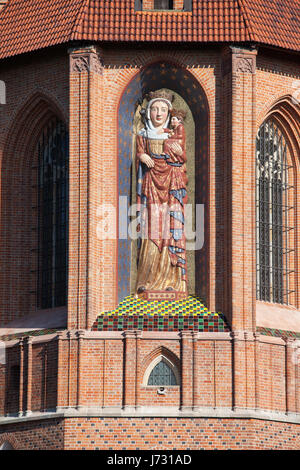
xmin=135 ymin=90 xmax=188 ymax=298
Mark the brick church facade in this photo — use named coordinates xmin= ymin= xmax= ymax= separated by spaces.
xmin=0 ymin=0 xmax=300 ymax=450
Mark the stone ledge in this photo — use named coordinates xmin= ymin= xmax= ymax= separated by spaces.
xmin=1 ymin=407 xmax=300 ymax=425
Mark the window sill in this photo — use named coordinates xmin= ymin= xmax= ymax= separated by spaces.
xmin=0 ymin=306 xmax=67 ymax=337
xmin=256 ymin=300 xmax=300 ymax=333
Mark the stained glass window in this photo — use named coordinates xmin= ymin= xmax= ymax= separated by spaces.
xmin=37 ymin=118 xmax=69 ymax=309
xmin=148 ymin=359 xmax=177 ymax=385
xmin=256 ymin=119 xmax=294 ymax=304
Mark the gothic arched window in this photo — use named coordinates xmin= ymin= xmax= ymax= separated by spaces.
xmin=256 ymin=119 xmax=294 ymax=305
xmin=147 ymin=358 xmax=178 ymax=386
xmin=37 ymin=118 xmax=69 ymax=309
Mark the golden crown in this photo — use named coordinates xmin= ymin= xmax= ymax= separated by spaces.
xmin=148 ymin=89 xmax=174 ymax=103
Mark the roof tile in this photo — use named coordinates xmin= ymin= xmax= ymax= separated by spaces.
xmin=0 ymin=0 xmax=299 ymax=60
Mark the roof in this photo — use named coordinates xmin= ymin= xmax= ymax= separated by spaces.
xmin=0 ymin=0 xmax=299 ymax=60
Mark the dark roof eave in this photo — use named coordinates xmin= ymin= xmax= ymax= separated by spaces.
xmin=0 ymin=38 xmax=299 ymax=65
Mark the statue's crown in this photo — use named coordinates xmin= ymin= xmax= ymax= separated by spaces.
xmin=148 ymin=90 xmax=174 ymax=103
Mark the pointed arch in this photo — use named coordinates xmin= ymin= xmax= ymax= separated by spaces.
xmin=0 ymin=92 xmax=69 ymax=323
xmin=3 ymin=90 xmax=67 ymax=167
xmin=117 ymin=60 xmax=210 ymax=303
xmin=264 ymin=97 xmax=300 ymax=167
xmin=256 ymin=96 xmax=300 ymax=308
xmin=0 ymin=441 xmax=14 ymax=450
xmin=141 ymin=346 xmax=180 ymax=386
xmin=0 ymin=433 xmax=20 ymax=450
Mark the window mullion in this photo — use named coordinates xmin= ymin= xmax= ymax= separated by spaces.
xmin=256 ymin=118 xmax=293 ymax=305
xmin=37 ymin=118 xmax=68 ymax=309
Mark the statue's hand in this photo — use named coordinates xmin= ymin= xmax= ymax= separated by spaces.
xmin=139 ymin=153 xmax=155 ymax=168
xmin=170 ymin=142 xmax=183 ymax=156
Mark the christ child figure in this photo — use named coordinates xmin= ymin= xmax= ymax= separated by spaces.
xmin=163 ymin=109 xmax=188 ymax=185
xmin=164 ymin=109 xmax=187 ymax=164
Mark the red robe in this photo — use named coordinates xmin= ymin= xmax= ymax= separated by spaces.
xmin=136 ymin=132 xmax=187 ymax=283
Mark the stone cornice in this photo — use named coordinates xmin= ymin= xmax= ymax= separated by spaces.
xmin=1 ymin=406 xmax=300 ymax=425
xmin=69 ymin=46 xmax=103 ymax=75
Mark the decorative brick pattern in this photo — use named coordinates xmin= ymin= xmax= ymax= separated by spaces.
xmin=257 ymin=326 xmax=300 ymax=340
xmin=2 ymin=417 xmax=298 ymax=450
xmin=63 ymin=417 xmax=300 ymax=450
xmin=0 ymin=328 xmax=63 ymax=343
xmin=92 ymin=295 xmax=230 ymax=332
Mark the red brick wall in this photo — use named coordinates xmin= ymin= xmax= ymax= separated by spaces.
xmin=0 ymin=419 xmax=64 ymax=450
xmin=256 ymin=50 xmax=300 ymax=311
xmin=63 ymin=417 xmax=300 ymax=450
xmin=31 ymin=341 xmax=58 ymax=412
xmin=1 ymin=43 xmax=300 ymax=450
xmin=1 ymin=45 xmax=299 ymax=331
xmin=1 ymin=331 xmax=299 ymax=417
xmin=66 ymin=44 xmax=300 ymax=331
xmin=0 ymin=49 xmax=69 ymax=325
xmin=2 ymin=337 xmax=58 ymax=416
xmin=3 ymin=343 xmax=19 ymax=416
xmin=68 ymin=45 xmax=219 ymax=329
xmin=1 ymin=331 xmax=300 ymax=449
xmin=2 ymin=416 xmax=299 ymax=450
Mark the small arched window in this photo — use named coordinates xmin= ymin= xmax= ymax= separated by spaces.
xmin=37 ymin=118 xmax=69 ymax=309
xmin=256 ymin=118 xmax=294 ymax=304
xmin=0 ymin=441 xmax=14 ymax=450
xmin=146 ymin=356 xmax=179 ymax=386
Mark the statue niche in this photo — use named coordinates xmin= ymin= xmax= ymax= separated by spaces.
xmin=132 ymin=89 xmax=194 ymax=301
xmin=118 ymin=64 xmax=207 ymax=305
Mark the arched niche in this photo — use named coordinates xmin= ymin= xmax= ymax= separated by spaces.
xmin=0 ymin=93 xmax=68 ymax=322
xmin=118 ymin=61 xmax=209 ymax=303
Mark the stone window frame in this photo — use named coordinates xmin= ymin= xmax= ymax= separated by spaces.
xmin=36 ymin=118 xmax=69 ymax=310
xmin=143 ymin=354 xmax=180 ymax=387
xmin=0 ymin=441 xmax=14 ymax=450
xmin=256 ymin=96 xmax=300 ymax=309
